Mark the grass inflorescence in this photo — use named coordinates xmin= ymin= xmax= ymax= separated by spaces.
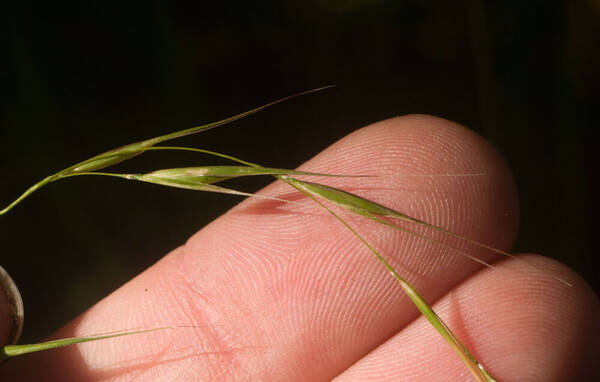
xmin=1 ymin=86 xmax=563 ymax=381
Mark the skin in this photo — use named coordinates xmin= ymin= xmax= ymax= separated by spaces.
xmin=0 ymin=284 xmax=11 ymax=347
xmin=1 ymin=115 xmax=598 ymax=381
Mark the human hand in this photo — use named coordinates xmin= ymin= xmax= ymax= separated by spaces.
xmin=2 ymin=115 xmax=598 ymax=381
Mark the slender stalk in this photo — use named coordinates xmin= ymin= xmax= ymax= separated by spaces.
xmin=1 ymin=327 xmax=173 ymax=363
xmin=0 ymin=175 xmax=56 ymax=216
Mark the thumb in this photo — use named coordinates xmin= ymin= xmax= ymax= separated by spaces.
xmin=0 ymin=265 xmax=23 ymax=347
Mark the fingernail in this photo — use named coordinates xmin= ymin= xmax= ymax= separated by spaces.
xmin=0 ymin=265 xmax=24 ymax=346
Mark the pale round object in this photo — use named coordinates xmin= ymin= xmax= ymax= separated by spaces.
xmin=0 ymin=265 xmax=24 ymax=345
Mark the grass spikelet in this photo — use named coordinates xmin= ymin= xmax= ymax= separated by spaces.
xmin=60 ymin=165 xmax=365 ymax=202
xmin=281 ymin=175 xmax=496 ymax=382
xmin=0 ymin=86 xmax=333 ymax=217
xmin=70 ymin=85 xmax=334 ymax=174
xmin=282 ymin=176 xmax=572 ymax=287
xmin=132 ymin=165 xmax=367 ymax=183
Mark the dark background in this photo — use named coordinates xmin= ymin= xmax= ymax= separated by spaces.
xmin=1 ymin=1 xmax=597 ymax=343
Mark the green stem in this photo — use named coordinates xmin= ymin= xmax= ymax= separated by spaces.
xmin=57 ymin=172 xmax=135 ymax=180
xmin=0 ymin=174 xmax=57 ymax=216
xmin=1 ymin=327 xmax=173 ymax=363
xmin=140 ymin=146 xmax=261 ymax=167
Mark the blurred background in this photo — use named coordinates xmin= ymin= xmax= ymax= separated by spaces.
xmin=1 ymin=1 xmax=597 ymax=342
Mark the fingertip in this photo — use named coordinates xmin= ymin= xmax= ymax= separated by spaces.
xmin=335 ymin=113 xmax=520 ymax=256
xmin=0 ymin=290 xmax=10 ymax=347
xmin=335 ymin=254 xmax=600 ymax=381
xmin=452 ymin=254 xmax=600 ymax=381
xmin=0 ymin=265 xmax=23 ymax=347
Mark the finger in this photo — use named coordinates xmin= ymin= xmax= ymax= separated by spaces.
xmin=334 ymin=255 xmax=600 ymax=381
xmin=1 ymin=115 xmax=519 ymax=381
xmin=0 ymin=265 xmax=23 ymax=347
xmin=0 ymin=272 xmax=12 ymax=347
